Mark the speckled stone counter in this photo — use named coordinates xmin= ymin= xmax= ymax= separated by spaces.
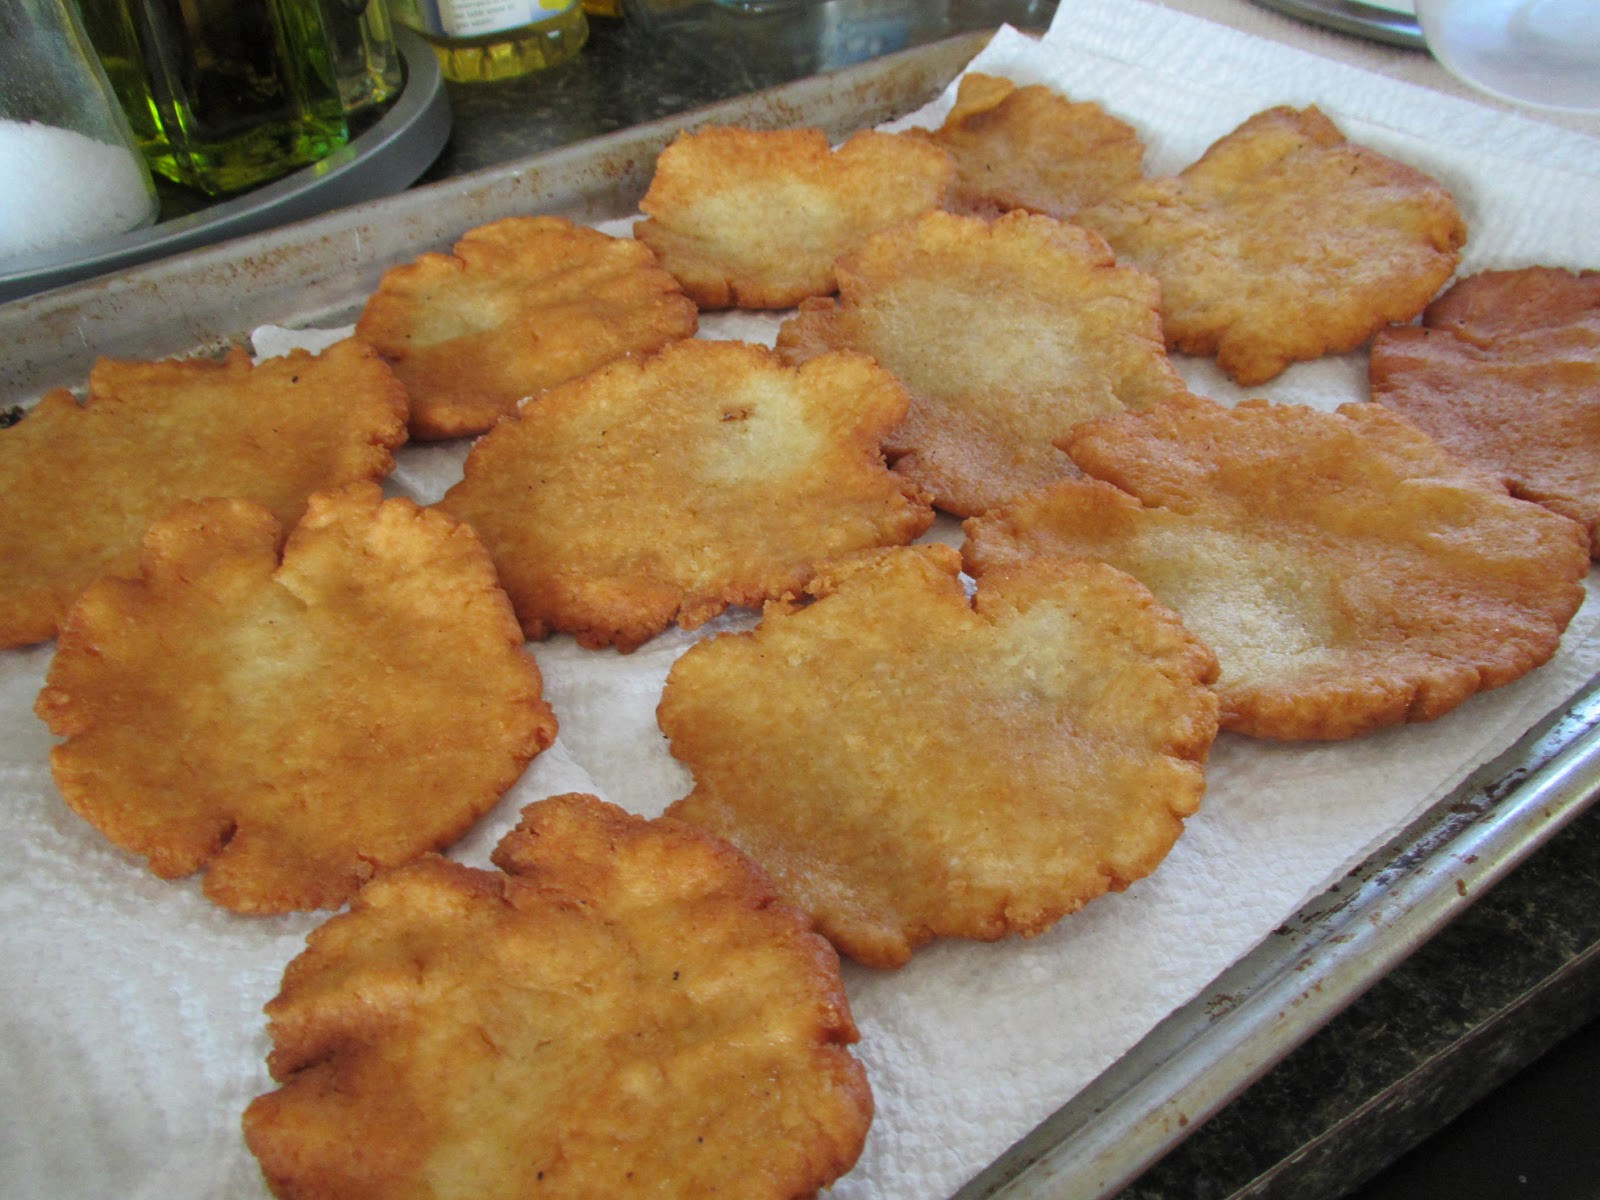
xmin=411 ymin=7 xmax=1600 ymax=1197
xmin=418 ymin=0 xmax=1055 ymax=179
xmin=1115 ymin=799 xmax=1600 ymax=1200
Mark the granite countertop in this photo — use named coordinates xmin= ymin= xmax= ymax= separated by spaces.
xmin=418 ymin=0 xmax=1057 ymax=180
xmin=419 ymin=5 xmax=1600 ymax=1197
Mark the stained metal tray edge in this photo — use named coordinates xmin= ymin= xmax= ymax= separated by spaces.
xmin=1248 ymin=0 xmax=1425 ymax=50
xmin=3 ymin=29 xmax=1595 ymax=1200
xmin=955 ymin=673 xmax=1600 ymax=1199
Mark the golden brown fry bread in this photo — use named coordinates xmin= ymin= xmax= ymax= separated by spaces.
xmin=660 ymin=544 xmax=1219 ymax=968
xmin=0 ymin=338 xmax=407 ymax=649
xmin=437 ymin=338 xmax=933 ymax=651
xmin=355 ymin=215 xmax=698 ymax=440
xmin=1076 ymin=105 xmax=1467 ymax=385
xmin=916 ymin=72 xmax=1145 ymax=219
xmin=633 ymin=125 xmax=954 ymax=309
xmin=35 ymin=484 xmax=556 ymax=914
xmin=1371 ymin=267 xmax=1600 ymax=554
xmin=243 ymin=793 xmax=872 ymax=1200
xmin=777 ymin=209 xmax=1186 ymax=517
xmin=963 ymin=393 xmax=1589 ymax=741
xmin=1420 ymin=263 xmax=1600 ymax=343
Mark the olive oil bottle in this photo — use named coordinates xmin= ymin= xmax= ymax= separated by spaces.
xmin=77 ymin=0 xmax=350 ymax=196
xmin=321 ymin=0 xmax=404 ymax=118
xmin=386 ymin=0 xmax=587 ymax=83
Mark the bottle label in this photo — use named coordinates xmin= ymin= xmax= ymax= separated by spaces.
xmin=419 ymin=0 xmax=576 ymax=36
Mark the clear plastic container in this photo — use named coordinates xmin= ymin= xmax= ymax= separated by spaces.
xmin=0 ymin=0 xmax=158 ymax=263
xmin=1416 ymin=0 xmax=1600 ymax=112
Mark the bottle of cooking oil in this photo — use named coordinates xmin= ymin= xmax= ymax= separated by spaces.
xmin=387 ymin=0 xmax=587 ymax=83
xmin=319 ymin=0 xmax=404 ymax=118
xmin=77 ymin=0 xmax=350 ymax=196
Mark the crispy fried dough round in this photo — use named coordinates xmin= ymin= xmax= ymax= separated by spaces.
xmin=1076 ymin=105 xmax=1467 ymax=385
xmin=660 ymin=544 xmax=1219 ymax=968
xmin=963 ymin=393 xmax=1589 ymax=741
xmin=633 ymin=125 xmax=954 ymax=309
xmin=915 ymin=72 xmax=1145 ymax=219
xmin=0 ymin=338 xmax=407 ymax=649
xmin=35 ymin=484 xmax=556 ymax=914
xmin=1371 ymin=268 xmax=1600 ymax=554
xmin=436 ymin=338 xmax=933 ymax=651
xmin=243 ymin=793 xmax=872 ymax=1200
xmin=776 ymin=209 xmax=1187 ymax=517
xmin=355 ymin=216 xmax=698 ymax=440
xmin=1421 ymin=264 xmax=1600 ymax=343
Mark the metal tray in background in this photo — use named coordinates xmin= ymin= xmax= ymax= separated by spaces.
xmin=1248 ymin=0 xmax=1425 ymax=49
xmin=2 ymin=30 xmax=1598 ymax=1200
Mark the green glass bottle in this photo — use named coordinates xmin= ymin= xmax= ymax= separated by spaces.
xmin=319 ymin=0 xmax=404 ymax=118
xmin=77 ymin=0 xmax=350 ymax=197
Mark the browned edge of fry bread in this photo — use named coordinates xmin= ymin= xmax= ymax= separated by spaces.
xmin=776 ymin=208 xmax=1186 ymax=516
xmin=437 ymin=338 xmax=933 ymax=651
xmin=965 ymin=392 xmax=1588 ymax=740
xmin=634 ymin=125 xmax=954 ymax=309
xmin=662 ymin=543 xmax=1219 ymax=967
xmin=915 ymin=71 xmax=1146 ymax=219
xmin=356 ymin=215 xmax=698 ymax=440
xmin=244 ymin=793 xmax=872 ymax=1200
xmin=1077 ymin=105 xmax=1467 ymax=384
xmin=1370 ymin=266 xmax=1600 ymax=555
xmin=0 ymin=338 xmax=409 ymax=648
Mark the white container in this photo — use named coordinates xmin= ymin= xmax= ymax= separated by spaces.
xmin=1416 ymin=0 xmax=1600 ymax=112
xmin=0 ymin=0 xmax=158 ymax=264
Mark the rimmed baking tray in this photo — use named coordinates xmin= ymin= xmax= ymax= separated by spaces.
xmin=3 ymin=28 xmax=1598 ymax=1199
xmin=957 ymin=678 xmax=1600 ymax=1198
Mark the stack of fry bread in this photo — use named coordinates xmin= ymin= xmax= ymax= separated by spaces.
xmin=3 ymin=68 xmax=1596 ymax=1200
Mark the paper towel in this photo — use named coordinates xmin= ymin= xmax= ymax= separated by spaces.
xmin=4 ymin=1 xmax=1599 ymax=1196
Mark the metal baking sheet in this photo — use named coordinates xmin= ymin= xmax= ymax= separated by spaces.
xmin=956 ymin=677 xmax=1600 ymax=1198
xmin=3 ymin=29 xmax=1598 ymax=1199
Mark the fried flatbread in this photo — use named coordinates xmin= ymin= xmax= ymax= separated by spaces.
xmin=776 ymin=208 xmax=1187 ymax=517
xmin=660 ymin=544 xmax=1219 ymax=968
xmin=355 ymin=215 xmax=698 ymax=440
xmin=633 ymin=125 xmax=954 ymax=309
xmin=915 ymin=72 xmax=1145 ymax=219
xmin=0 ymin=338 xmax=407 ymax=649
xmin=1421 ymin=263 xmax=1600 ymax=343
xmin=1371 ymin=267 xmax=1600 ymax=554
xmin=244 ymin=793 xmax=872 ymax=1200
xmin=1076 ymin=105 xmax=1467 ymax=385
xmin=963 ymin=393 xmax=1589 ymax=741
xmin=35 ymin=484 xmax=556 ymax=914
xmin=436 ymin=338 xmax=933 ymax=651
